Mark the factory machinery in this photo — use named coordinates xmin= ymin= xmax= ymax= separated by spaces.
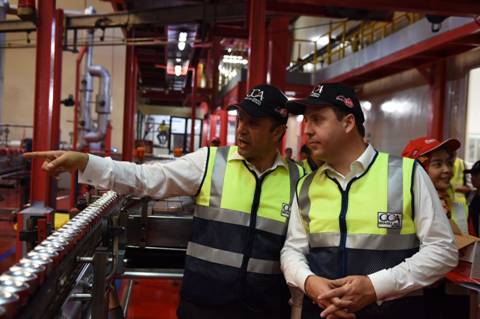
xmin=0 ymin=191 xmax=193 ymax=318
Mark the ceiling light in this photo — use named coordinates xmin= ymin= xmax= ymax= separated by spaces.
xmin=228 ymin=109 xmax=238 ymax=116
xmin=174 ymin=65 xmax=182 ymax=77
xmin=178 ymin=41 xmax=186 ymax=51
xmin=178 ymin=32 xmax=188 ymax=42
xmin=222 ymin=55 xmax=248 ymax=65
xmin=176 ymin=58 xmax=181 ymax=63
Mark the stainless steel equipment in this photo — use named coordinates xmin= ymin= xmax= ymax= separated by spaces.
xmin=0 ymin=189 xmax=194 ymax=318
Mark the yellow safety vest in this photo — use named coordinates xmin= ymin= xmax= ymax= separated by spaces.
xmin=297 ymin=151 xmax=419 ymax=279
xmin=181 ymin=146 xmax=303 ymax=310
xmin=302 ymin=159 xmax=313 ymax=174
xmin=451 ymin=158 xmax=467 ymax=204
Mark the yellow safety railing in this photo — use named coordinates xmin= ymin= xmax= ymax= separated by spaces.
xmin=292 ymin=12 xmax=423 ymax=71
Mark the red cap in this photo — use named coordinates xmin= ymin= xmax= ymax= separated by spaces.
xmin=402 ymin=137 xmax=461 ymax=159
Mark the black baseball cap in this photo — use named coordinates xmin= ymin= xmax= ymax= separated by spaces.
xmin=229 ymin=84 xmax=289 ymax=124
xmin=465 ymin=161 xmax=480 ymax=175
xmin=286 ymin=83 xmax=365 ymax=123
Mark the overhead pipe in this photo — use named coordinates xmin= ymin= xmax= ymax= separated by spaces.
xmin=79 ymin=6 xmax=112 ymax=148
xmin=83 ymin=64 xmax=111 ymax=143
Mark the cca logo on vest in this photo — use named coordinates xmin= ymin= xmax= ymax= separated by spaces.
xmin=377 ymin=212 xmax=402 ymax=229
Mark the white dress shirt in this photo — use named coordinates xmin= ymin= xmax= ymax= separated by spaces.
xmin=280 ymin=144 xmax=458 ymax=302
xmin=78 ymin=147 xmax=288 ymax=198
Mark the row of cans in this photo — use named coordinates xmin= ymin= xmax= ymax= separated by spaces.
xmin=0 ymin=191 xmax=120 ymax=318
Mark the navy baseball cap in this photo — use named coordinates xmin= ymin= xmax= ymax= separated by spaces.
xmin=286 ymin=83 xmax=365 ymax=123
xmin=229 ymin=84 xmax=289 ymax=124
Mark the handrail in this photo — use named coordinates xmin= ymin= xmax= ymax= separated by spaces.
xmin=290 ymin=12 xmax=423 ymax=71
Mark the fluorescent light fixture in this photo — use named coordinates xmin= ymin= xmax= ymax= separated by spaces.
xmin=174 ymin=65 xmax=182 ymax=77
xmin=380 ymin=100 xmax=412 ymax=115
xmin=178 ymin=32 xmax=188 ymax=42
xmin=222 ymin=55 xmax=248 ymax=65
xmin=178 ymin=41 xmax=186 ymax=51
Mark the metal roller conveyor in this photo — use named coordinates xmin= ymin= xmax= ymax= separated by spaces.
xmin=0 ymin=191 xmax=123 ymax=319
xmin=0 ymin=192 xmax=193 ymax=319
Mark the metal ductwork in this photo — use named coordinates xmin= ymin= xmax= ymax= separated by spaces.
xmin=79 ymin=6 xmax=111 ymax=149
xmin=83 ymin=64 xmax=111 ymax=143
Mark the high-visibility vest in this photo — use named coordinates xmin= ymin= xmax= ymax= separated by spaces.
xmin=298 ymin=152 xmax=420 ymax=316
xmin=302 ymin=159 xmax=313 ymax=174
xmin=302 ymin=158 xmax=318 ymax=174
xmin=181 ymin=146 xmax=303 ymax=311
xmin=451 ymin=158 xmax=467 ymax=203
xmin=298 ymin=151 xmax=418 ymax=282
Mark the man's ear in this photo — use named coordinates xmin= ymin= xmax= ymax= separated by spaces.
xmin=343 ymin=114 xmax=356 ymax=133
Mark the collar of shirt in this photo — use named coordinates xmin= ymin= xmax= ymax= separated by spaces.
xmin=229 ymin=149 xmax=288 ymax=177
xmin=318 ymin=144 xmax=376 ymax=185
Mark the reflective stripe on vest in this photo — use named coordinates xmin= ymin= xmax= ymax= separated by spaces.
xmin=187 ymin=242 xmax=281 ymax=274
xmin=298 ymin=152 xmax=418 ymax=277
xmin=189 ymin=146 xmax=302 ymax=275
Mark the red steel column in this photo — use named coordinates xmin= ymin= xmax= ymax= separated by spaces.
xmin=72 ymin=47 xmax=87 ymax=152
xmin=30 ymin=0 xmax=57 ymax=206
xmin=50 ymin=9 xmax=63 ymax=208
xmin=209 ymin=114 xmax=217 ymax=140
xmin=122 ymin=44 xmax=137 ymax=161
xmin=247 ymin=0 xmax=267 ymax=90
xmin=429 ymin=60 xmax=446 ymax=140
xmin=19 ymin=0 xmax=59 ymax=259
xmin=267 ymin=17 xmax=290 ymax=89
xmin=268 ymin=17 xmax=291 ymax=154
xmin=51 ymin=9 xmax=63 ymax=153
xmin=69 ymin=46 xmax=86 ymax=209
xmin=189 ymin=69 xmax=197 ymax=152
xmin=219 ymin=109 xmax=228 ymax=146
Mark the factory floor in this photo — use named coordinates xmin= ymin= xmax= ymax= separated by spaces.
xmin=120 ymin=279 xmax=181 ymax=319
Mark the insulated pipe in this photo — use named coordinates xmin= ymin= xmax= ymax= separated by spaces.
xmin=83 ymin=64 xmax=111 ymax=143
